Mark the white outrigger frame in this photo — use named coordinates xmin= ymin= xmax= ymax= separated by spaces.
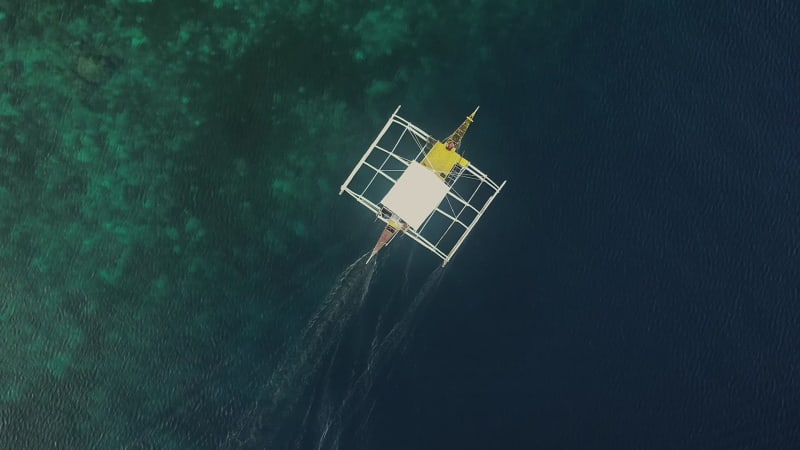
xmin=340 ymin=106 xmax=506 ymax=266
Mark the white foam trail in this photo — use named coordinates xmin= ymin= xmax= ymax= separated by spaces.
xmin=254 ymin=253 xmax=376 ymax=448
xmin=219 ymin=253 xmax=444 ymax=450
xmin=316 ymin=265 xmax=447 ymax=449
xmin=367 ymin=248 xmax=416 ymax=357
xmin=124 ymin=254 xmax=379 ymax=450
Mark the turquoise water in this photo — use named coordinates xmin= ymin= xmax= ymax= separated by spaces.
xmin=0 ymin=1 xmax=525 ymax=447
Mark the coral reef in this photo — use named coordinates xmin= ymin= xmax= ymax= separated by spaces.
xmin=0 ymin=0 xmax=529 ymax=447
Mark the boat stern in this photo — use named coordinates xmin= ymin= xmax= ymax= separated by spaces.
xmin=367 ymin=217 xmax=407 ymax=263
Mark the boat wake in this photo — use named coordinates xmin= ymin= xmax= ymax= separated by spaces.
xmin=219 ymin=250 xmax=445 ymax=450
xmin=332 ymin=262 xmax=446 ymax=449
xmin=120 ymin=250 xmax=445 ymax=450
xmin=216 ymin=253 xmax=376 ymax=449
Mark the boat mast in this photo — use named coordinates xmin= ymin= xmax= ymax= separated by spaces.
xmin=443 ymin=106 xmax=479 ymax=152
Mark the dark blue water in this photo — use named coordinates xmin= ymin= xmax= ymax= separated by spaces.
xmin=362 ymin=1 xmax=800 ymax=449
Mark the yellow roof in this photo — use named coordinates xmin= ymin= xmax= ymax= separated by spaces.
xmin=421 ymin=141 xmax=470 ymax=180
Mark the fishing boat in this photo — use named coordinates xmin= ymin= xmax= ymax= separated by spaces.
xmin=340 ymin=106 xmax=506 ymax=266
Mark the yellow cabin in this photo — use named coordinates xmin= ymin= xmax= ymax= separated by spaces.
xmin=420 ymin=107 xmax=478 ymax=184
xmin=421 ymin=141 xmax=470 ymax=181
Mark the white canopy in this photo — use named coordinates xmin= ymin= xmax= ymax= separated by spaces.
xmin=381 ymin=161 xmax=448 ymax=229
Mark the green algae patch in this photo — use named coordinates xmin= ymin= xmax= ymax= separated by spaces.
xmin=152 ymin=274 xmax=169 ymax=292
xmin=292 ymin=220 xmax=308 ymax=238
xmin=271 ymin=178 xmax=294 ymax=195
xmin=47 ymin=352 xmax=73 ymax=378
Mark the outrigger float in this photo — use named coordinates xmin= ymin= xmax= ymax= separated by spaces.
xmin=340 ymin=106 xmax=506 ymax=266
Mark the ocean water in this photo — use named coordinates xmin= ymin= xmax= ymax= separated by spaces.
xmin=374 ymin=2 xmax=800 ymax=449
xmin=1 ymin=0 xmax=798 ymax=449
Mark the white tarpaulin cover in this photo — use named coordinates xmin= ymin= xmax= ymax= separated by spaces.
xmin=381 ymin=161 xmax=449 ymax=229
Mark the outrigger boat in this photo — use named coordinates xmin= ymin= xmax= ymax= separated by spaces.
xmin=340 ymin=106 xmax=506 ymax=266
